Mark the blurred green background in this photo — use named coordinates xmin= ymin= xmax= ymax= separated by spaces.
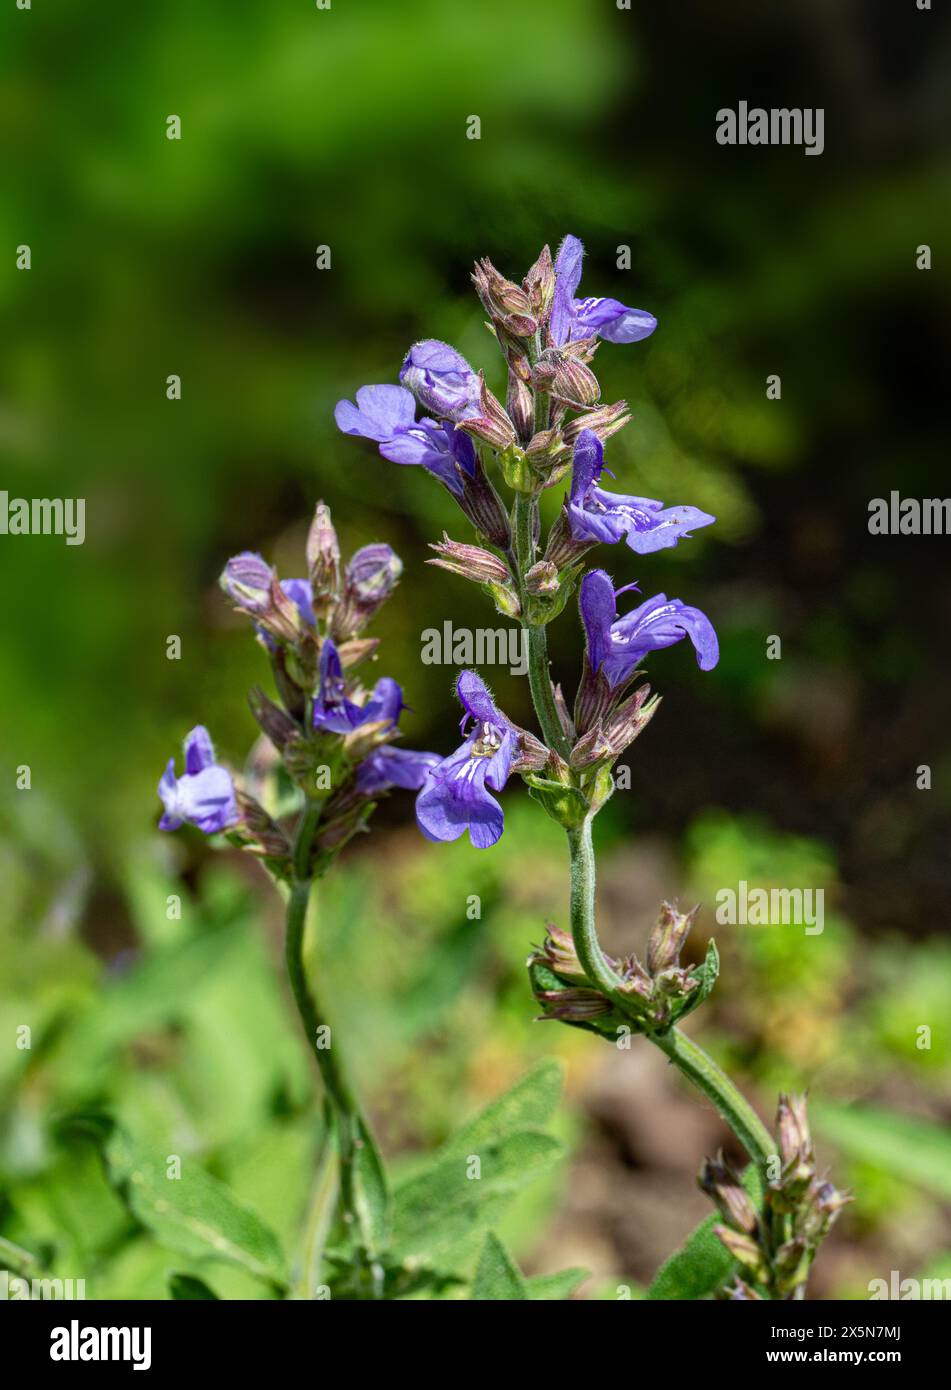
xmin=2 ymin=1 xmax=950 ymax=1298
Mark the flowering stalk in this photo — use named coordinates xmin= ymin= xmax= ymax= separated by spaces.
xmin=155 ymin=504 xmax=438 ymax=1298
xmin=335 ymin=232 xmax=845 ymax=1297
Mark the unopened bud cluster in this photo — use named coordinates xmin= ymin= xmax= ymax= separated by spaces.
xmin=528 ymin=902 xmax=719 ymax=1038
xmin=704 ymin=1094 xmax=851 ymax=1300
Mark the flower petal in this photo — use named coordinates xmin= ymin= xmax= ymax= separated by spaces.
xmin=184 ymin=725 xmax=216 ymax=775
xmin=579 ymin=569 xmax=618 ymax=674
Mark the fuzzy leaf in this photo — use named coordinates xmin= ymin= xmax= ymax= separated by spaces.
xmin=647 ymin=1163 xmax=762 ymax=1300
xmin=470 ymin=1232 xmax=528 ymax=1300
xmin=104 ymin=1129 xmax=287 ymax=1289
xmin=525 ymin=1267 xmax=588 ymax=1300
xmin=441 ymin=1060 xmax=563 ymax=1156
xmin=390 ymin=1129 xmax=563 ymax=1260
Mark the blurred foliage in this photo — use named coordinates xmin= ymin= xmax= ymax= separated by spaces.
xmin=2 ymin=1 xmax=949 ymax=1297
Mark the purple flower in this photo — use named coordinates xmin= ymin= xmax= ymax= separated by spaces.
xmin=551 ymin=235 xmax=657 ymax=348
xmin=356 ymin=745 xmax=440 ymax=796
xmin=567 ymin=430 xmax=715 ymax=554
xmin=399 ymin=340 xmax=480 ymax=421
xmin=221 ymin=551 xmax=274 ymax=615
xmin=158 ymin=726 xmax=238 ymax=834
xmin=334 ymin=384 xmax=476 ymax=496
xmin=221 ymin=553 xmax=313 ymax=648
xmin=312 ymin=638 xmax=404 ymax=734
xmin=415 ymin=671 xmax=516 ymax=849
xmin=280 ymin=578 xmax=316 ymax=628
xmin=580 ymin=569 xmax=719 ymax=689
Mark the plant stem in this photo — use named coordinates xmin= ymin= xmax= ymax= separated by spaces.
xmin=566 ymin=818 xmax=629 ymax=1006
xmin=512 ymin=491 xmax=571 ymax=759
xmin=650 ymin=1028 xmax=774 ymax=1168
xmin=564 ymin=815 xmax=773 ymax=1170
xmin=285 ymin=802 xmax=381 ymax=1292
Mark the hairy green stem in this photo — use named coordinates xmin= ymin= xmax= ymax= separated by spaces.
xmin=286 ymin=803 xmax=381 ymax=1293
xmin=512 ymin=491 xmax=571 ymax=759
xmin=566 ymin=818 xmax=630 ymax=1006
xmin=650 ymin=1028 xmax=774 ymax=1167
xmin=564 ymin=816 xmax=772 ymax=1170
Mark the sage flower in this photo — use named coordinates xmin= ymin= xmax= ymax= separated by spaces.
xmin=399 ymin=339 xmax=480 ymax=420
xmin=551 ymin=234 xmax=657 ymax=346
xmin=567 ymin=430 xmax=714 ymax=554
xmin=415 ymin=671 xmax=517 ymax=849
xmin=158 ymin=726 xmax=238 ymax=834
xmin=334 ymin=384 xmax=476 ymax=495
xmin=311 ymin=638 xmax=403 ymax=734
xmin=580 ymin=568 xmax=719 ymax=688
xmin=356 ymin=744 xmax=441 ymax=796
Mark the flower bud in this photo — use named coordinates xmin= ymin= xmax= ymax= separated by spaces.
xmin=399 ymin=339 xmax=480 ymax=421
xmin=220 ymin=551 xmax=275 ymax=616
xmin=525 ymin=428 xmax=572 ymax=482
xmin=647 ymin=900 xmax=698 ymax=976
xmin=699 ymin=1155 xmax=759 ymax=1236
xmin=562 ymin=400 xmax=631 ymax=448
xmin=306 ymin=502 xmax=340 ymax=619
xmin=427 ymin=535 xmax=512 ymax=586
xmin=525 ymin=560 xmax=559 ymax=596
xmin=522 ymin=244 xmax=555 ymax=325
xmin=233 ymin=790 xmax=292 ymax=861
xmin=248 ymin=685 xmax=300 ymax=750
xmin=532 ymin=349 xmax=601 ymax=409
xmin=471 ymin=258 xmax=537 ymax=338
xmin=713 ymin=1226 xmax=766 ymax=1281
xmin=455 ymin=373 xmax=518 ymax=451
xmin=777 ymin=1092 xmax=813 ymax=1170
xmin=331 ymin=544 xmax=402 ymax=639
xmin=506 ymin=369 xmax=535 ymax=444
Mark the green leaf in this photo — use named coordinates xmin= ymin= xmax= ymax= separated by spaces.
xmin=525 ymin=1267 xmax=588 ymax=1300
xmin=103 ymin=1128 xmax=287 ymax=1289
xmin=441 ymin=1060 xmax=563 ymax=1157
xmin=390 ymin=1129 xmax=563 ymax=1260
xmin=668 ymin=939 xmax=720 ymax=1028
xmin=470 ymin=1232 xmax=528 ymax=1300
xmin=813 ymin=1102 xmax=951 ymax=1201
xmin=168 ymin=1272 xmax=219 ymax=1299
xmin=647 ymin=1163 xmax=762 ymax=1300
